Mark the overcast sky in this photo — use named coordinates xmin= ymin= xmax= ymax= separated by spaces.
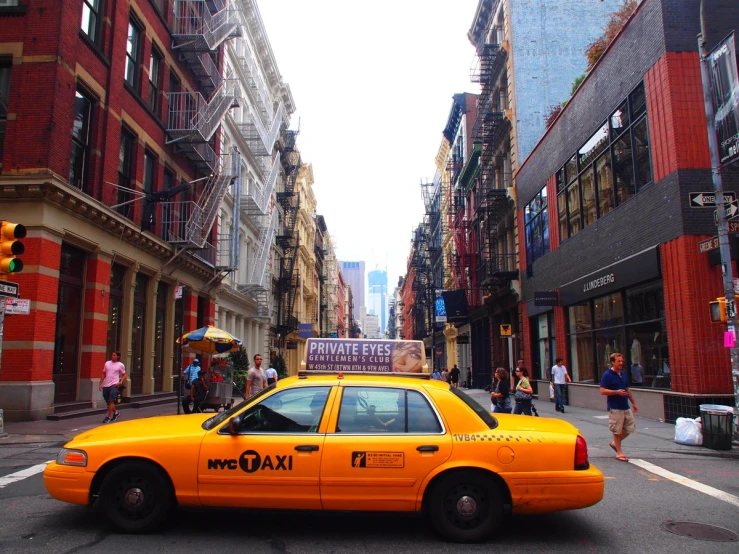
xmin=258 ymin=0 xmax=480 ymax=298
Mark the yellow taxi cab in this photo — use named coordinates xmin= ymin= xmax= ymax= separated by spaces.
xmin=44 ymin=338 xmax=603 ymax=542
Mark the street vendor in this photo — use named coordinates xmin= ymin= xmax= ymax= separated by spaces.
xmin=182 ymin=369 xmax=209 ymax=414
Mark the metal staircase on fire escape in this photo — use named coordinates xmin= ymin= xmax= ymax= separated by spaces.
xmin=234 ymin=38 xmax=287 ymax=318
xmin=162 ymin=0 xmax=241 ymax=261
xmin=469 ymin=24 xmax=514 ymax=293
xmin=276 ymin=130 xmax=301 ymax=335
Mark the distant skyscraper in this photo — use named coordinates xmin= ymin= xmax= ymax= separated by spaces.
xmin=368 ymin=269 xmax=388 ymax=335
xmin=340 ymin=261 xmax=365 ymax=318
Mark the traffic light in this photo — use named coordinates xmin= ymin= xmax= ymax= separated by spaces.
xmin=709 ymin=297 xmax=727 ymax=323
xmin=0 ymin=221 xmax=26 ymax=275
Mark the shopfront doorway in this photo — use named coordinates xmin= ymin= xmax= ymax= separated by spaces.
xmin=53 ymin=244 xmax=86 ymax=404
xmin=130 ymin=273 xmax=148 ymax=395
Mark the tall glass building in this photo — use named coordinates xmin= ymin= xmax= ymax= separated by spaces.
xmin=368 ymin=269 xmax=388 ymax=335
xmin=340 ymin=261 xmax=365 ymax=319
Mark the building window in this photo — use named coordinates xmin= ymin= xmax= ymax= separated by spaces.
xmin=161 ymin=168 xmax=174 ymax=239
xmin=148 ymin=48 xmax=162 ymax=114
xmin=0 ymin=59 xmax=11 ymax=165
xmin=117 ymin=128 xmax=135 ymax=219
xmin=556 ymin=82 xmax=651 ymax=242
xmin=125 ymin=20 xmax=141 ymax=89
xmin=70 ymin=90 xmax=93 ymax=192
xmin=566 ymin=282 xmax=669 ymax=388
xmin=524 ymin=186 xmax=549 ymax=267
xmin=142 ymin=151 xmax=156 ymax=231
xmin=81 ymin=0 xmax=100 ymax=41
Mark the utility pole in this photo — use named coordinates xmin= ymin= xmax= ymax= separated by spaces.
xmin=697 ymin=0 xmax=739 ymax=437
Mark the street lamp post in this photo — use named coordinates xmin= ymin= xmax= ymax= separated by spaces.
xmin=697 ymin=0 xmax=739 ymax=436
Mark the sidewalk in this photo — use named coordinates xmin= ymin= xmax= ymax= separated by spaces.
xmin=0 ymin=391 xmax=736 ymax=459
xmin=459 ymin=387 xmax=739 ymax=460
xmin=0 ymin=401 xmax=181 ymax=445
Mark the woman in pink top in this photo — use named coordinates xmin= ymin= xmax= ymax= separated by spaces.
xmin=99 ymin=350 xmax=126 ymax=423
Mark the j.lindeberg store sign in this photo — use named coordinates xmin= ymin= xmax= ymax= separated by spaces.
xmin=559 ymin=247 xmax=661 ymax=305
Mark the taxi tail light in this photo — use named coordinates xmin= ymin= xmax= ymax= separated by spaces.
xmin=57 ymin=448 xmax=88 ymax=467
xmin=574 ymin=435 xmax=589 ymax=470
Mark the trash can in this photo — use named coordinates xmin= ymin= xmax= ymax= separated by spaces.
xmin=699 ymin=404 xmax=735 ymax=451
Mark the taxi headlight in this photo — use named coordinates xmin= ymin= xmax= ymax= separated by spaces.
xmin=57 ymin=448 xmax=88 ymax=467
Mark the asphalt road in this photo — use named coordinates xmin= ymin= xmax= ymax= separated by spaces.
xmin=0 ymin=394 xmax=737 ymax=553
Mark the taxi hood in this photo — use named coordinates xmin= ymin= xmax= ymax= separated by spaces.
xmin=66 ymin=414 xmax=211 ymax=447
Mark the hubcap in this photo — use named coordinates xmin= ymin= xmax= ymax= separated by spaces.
xmin=123 ymin=487 xmax=145 ymax=510
xmin=456 ymin=495 xmax=477 ymax=517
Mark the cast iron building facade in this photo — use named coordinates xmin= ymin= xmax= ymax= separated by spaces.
xmin=516 ymin=0 xmax=739 ymax=422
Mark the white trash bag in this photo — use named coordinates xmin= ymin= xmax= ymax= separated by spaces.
xmin=674 ymin=417 xmax=703 ymax=446
xmin=549 ymin=382 xmax=555 ymax=400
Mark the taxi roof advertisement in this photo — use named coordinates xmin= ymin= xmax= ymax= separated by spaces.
xmin=305 ymin=338 xmax=428 ymax=374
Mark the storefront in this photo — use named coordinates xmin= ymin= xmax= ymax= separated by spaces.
xmin=529 ymin=247 xmax=669 ymax=388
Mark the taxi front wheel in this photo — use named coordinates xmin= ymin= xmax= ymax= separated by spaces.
xmin=99 ymin=461 xmax=173 ymax=533
xmin=427 ymin=471 xmax=503 ymax=543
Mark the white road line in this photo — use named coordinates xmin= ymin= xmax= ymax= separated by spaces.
xmin=593 ymin=415 xmax=609 ymax=419
xmin=630 ymin=458 xmax=739 ymax=509
xmin=0 ymin=461 xmax=53 ymax=489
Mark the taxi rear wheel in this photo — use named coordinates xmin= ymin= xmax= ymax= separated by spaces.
xmin=99 ymin=461 xmax=173 ymax=533
xmin=427 ymin=471 xmax=502 ymax=543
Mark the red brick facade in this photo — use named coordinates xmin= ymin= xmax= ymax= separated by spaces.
xmin=0 ymin=0 xmax=221 ymax=420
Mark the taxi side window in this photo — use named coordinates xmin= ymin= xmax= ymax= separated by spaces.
xmin=336 ymin=387 xmax=441 ymax=434
xmin=236 ymin=386 xmax=331 ymax=434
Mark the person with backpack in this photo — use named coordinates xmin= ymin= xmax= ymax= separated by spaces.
xmin=182 ymin=358 xmax=201 ymax=390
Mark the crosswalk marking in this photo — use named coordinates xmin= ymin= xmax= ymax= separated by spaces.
xmin=0 ymin=461 xmax=52 ymax=489
xmin=630 ymin=459 xmax=739 ymax=508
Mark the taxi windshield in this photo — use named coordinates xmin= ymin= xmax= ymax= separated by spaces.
xmin=202 ymin=382 xmax=276 ymax=430
xmin=450 ymin=386 xmax=498 ymax=429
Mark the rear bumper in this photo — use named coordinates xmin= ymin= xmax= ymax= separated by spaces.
xmin=43 ymin=462 xmax=93 ymax=506
xmin=504 ymin=465 xmax=605 ymax=514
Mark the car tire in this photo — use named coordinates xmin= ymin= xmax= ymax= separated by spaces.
xmin=99 ymin=461 xmax=173 ymax=533
xmin=427 ymin=471 xmax=503 ymax=543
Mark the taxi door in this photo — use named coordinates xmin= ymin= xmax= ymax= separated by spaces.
xmin=320 ymin=385 xmax=453 ymax=511
xmin=197 ymin=385 xmax=336 ymax=509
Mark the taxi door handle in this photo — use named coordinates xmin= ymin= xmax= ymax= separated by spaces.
xmin=295 ymin=445 xmax=320 ymax=452
xmin=417 ymin=445 xmax=439 ymax=452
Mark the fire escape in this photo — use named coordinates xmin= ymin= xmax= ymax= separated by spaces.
xmin=410 ymin=225 xmax=430 ymax=340
xmin=163 ymin=0 xmax=241 ymax=263
xmin=276 ymin=130 xmax=301 ymax=335
xmin=235 ymin=37 xmax=286 ymax=318
xmin=470 ymin=25 xmax=516 ymax=292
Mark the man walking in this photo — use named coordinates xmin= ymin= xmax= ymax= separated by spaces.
xmin=449 ymin=365 xmax=460 ymax=388
xmin=246 ymin=354 xmax=266 ymax=398
xmin=99 ymin=350 xmax=126 ymax=423
xmin=600 ymin=352 xmax=638 ymax=462
xmin=551 ymin=358 xmax=571 ymax=413
xmin=265 ymin=364 xmax=279 ymax=386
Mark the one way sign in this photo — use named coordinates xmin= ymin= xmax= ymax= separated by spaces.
xmin=714 ymin=200 xmax=739 ymax=225
xmin=690 ymin=191 xmax=737 ymax=207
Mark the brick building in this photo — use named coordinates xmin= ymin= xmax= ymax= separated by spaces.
xmin=516 ymin=0 xmax=739 ymax=421
xmin=0 ymin=0 xmax=253 ymax=420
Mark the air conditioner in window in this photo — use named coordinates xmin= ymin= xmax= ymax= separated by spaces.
xmin=0 ymin=0 xmax=19 ymax=6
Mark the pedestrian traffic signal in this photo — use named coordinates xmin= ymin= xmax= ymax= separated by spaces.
xmin=0 ymin=221 xmax=26 ymax=275
xmin=709 ymin=297 xmax=727 ymax=323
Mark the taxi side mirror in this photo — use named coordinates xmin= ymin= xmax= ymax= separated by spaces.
xmin=227 ymin=415 xmax=242 ymax=435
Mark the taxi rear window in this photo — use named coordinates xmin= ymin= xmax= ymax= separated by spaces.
xmin=450 ymin=386 xmax=498 ymax=429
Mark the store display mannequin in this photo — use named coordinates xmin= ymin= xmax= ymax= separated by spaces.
xmin=630 ymin=337 xmax=642 ymax=365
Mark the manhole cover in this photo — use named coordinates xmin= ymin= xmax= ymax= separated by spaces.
xmin=661 ymin=520 xmax=739 ymax=542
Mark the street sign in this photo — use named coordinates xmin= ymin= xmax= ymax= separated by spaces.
xmin=699 ymin=236 xmax=720 ymax=252
xmin=500 ymin=324 xmax=512 ymax=337
xmin=5 ymin=297 xmax=29 ymax=314
xmin=690 ymin=191 xmax=737 ymax=207
xmin=0 ymin=280 xmax=19 ymax=298
xmin=715 ymin=207 xmax=739 ymax=226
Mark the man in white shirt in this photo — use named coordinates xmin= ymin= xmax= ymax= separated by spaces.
xmin=265 ymin=365 xmax=278 ymax=386
xmin=551 ymin=358 xmax=571 ymax=413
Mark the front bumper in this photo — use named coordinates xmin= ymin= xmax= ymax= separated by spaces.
xmin=504 ymin=465 xmax=605 ymax=514
xmin=43 ymin=462 xmax=94 ymax=506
